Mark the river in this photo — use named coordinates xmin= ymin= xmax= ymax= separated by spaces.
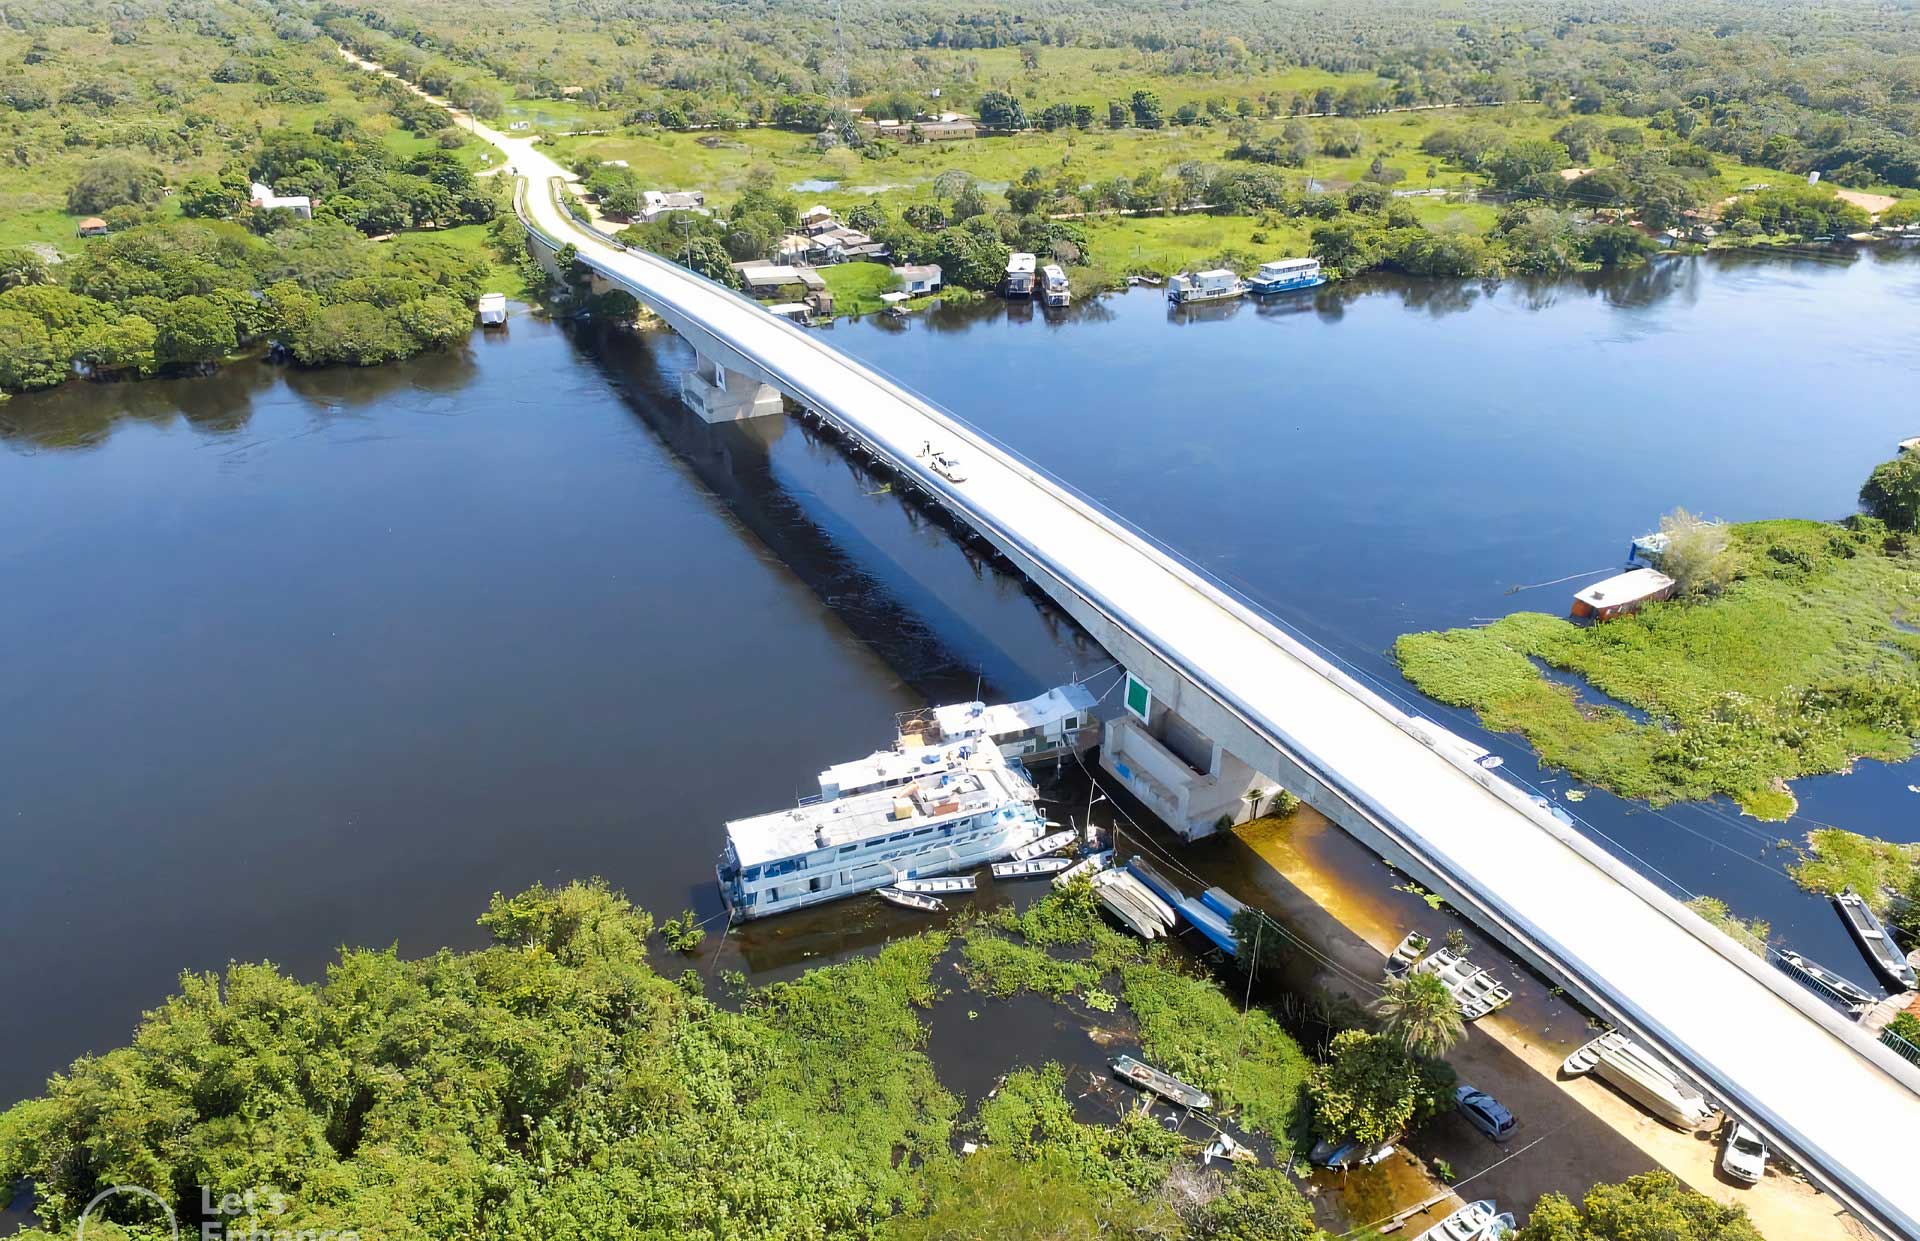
xmin=2 ymin=248 xmax=1917 ymax=1109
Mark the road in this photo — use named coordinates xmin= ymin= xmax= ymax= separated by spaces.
xmin=343 ymin=47 xmax=1920 ymax=1239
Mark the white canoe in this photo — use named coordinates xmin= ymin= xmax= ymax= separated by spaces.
xmin=878 ymin=887 xmax=946 ymax=912
xmin=1052 ymin=849 xmax=1114 ymax=889
xmin=893 ymin=875 xmax=977 ymax=894
xmin=992 ymin=857 xmax=1074 ymax=879
xmin=1094 ymin=871 xmax=1175 ymax=938
xmin=1011 ymin=830 xmax=1077 ymax=861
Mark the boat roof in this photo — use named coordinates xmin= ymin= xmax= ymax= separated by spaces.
xmin=923 ymin=683 xmax=1097 ymax=742
xmin=1007 ymin=252 xmax=1036 ymax=272
xmin=726 ymin=756 xmax=1035 ymax=867
xmin=1197 ymin=268 xmax=1237 ymax=279
xmin=1574 ymin=567 xmax=1675 ymax=607
xmin=1257 ymin=257 xmax=1318 ymax=272
xmin=1041 ymin=263 xmax=1066 ymax=280
xmin=477 ymin=292 xmax=508 ymax=309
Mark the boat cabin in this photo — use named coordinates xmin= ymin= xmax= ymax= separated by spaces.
xmin=1167 ymin=268 xmax=1246 ymax=304
xmin=1005 ymin=252 xmax=1036 ymax=296
xmin=895 ymin=683 xmax=1099 ymax=765
xmin=1249 ymin=256 xmax=1324 ymax=293
xmin=717 ymin=743 xmax=1042 ymax=919
xmin=1039 ymin=264 xmax=1070 ymax=307
xmin=1571 ymin=568 xmax=1675 ymax=621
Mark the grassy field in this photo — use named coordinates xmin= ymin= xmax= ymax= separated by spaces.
xmin=820 ymin=261 xmax=905 ymax=315
xmin=1394 ymin=519 xmax=1920 ymax=819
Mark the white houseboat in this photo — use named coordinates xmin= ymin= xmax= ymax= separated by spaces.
xmin=895 ymin=683 xmax=1099 ymax=766
xmin=1005 ymin=252 xmax=1037 ymax=297
xmin=1247 ymin=257 xmax=1325 ymax=295
xmin=1039 ymin=263 xmax=1071 ymax=307
xmin=1167 ymin=268 xmax=1247 ymax=305
xmin=476 ymin=292 xmax=508 ymax=326
xmin=716 ymin=739 xmax=1044 ymax=920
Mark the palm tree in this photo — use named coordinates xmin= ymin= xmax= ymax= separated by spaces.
xmin=1374 ymin=972 xmax=1464 ymax=1059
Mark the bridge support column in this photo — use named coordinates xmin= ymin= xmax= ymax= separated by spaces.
xmin=679 ymin=351 xmax=784 ymax=423
xmin=1100 ymin=673 xmax=1272 ymax=839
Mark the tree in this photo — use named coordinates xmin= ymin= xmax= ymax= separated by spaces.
xmin=1307 ymin=1029 xmax=1453 ymax=1147
xmin=680 ymin=237 xmax=742 ymax=288
xmin=1860 ymin=452 xmax=1920 ymax=532
xmin=1374 ymin=973 xmax=1465 ymax=1058
xmin=1107 ymin=100 xmax=1128 ymax=129
xmin=1131 ymin=90 xmax=1164 ymax=130
xmin=1657 ymin=507 xmax=1734 ymax=597
xmin=930 ymin=216 xmax=1011 ymax=290
xmin=1515 ymin=1171 xmax=1763 ymax=1241
xmin=66 ymin=156 xmax=165 ymax=214
xmin=1486 ymin=138 xmax=1568 ymax=197
xmin=0 ymin=308 xmax=64 ymax=391
xmin=0 ymin=247 xmax=52 ymax=291
xmin=1187 ymin=1167 xmax=1319 ymax=1241
xmin=153 ymin=295 xmax=237 ymax=367
xmin=976 ymin=90 xmax=1027 ymax=131
xmin=179 ymin=172 xmax=252 ymax=220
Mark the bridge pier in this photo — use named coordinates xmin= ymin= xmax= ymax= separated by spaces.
xmin=679 ymin=351 xmax=785 ymax=423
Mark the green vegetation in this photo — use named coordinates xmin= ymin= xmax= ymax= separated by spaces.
xmin=1515 ymin=1171 xmax=1763 ymax=1241
xmin=1395 ymin=516 xmax=1920 ymax=819
xmin=1788 ymin=828 xmax=1920 ymax=915
xmin=1373 ymin=972 xmax=1465 ymax=1058
xmin=1861 ymin=448 xmax=1920 ymax=534
xmin=1683 ymin=896 xmax=1770 ymax=956
xmin=822 ymin=261 xmax=906 ymax=316
xmin=1306 ymin=1029 xmax=1454 ymax=1148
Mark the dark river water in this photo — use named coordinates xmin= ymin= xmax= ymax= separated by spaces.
xmin=3 ymin=248 xmax=1918 ymax=1109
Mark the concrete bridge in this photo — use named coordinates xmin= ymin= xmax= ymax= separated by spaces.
xmin=486 ymin=140 xmax=1920 ymax=1235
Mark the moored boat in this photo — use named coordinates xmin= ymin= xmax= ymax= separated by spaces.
xmin=1094 ymin=871 xmax=1167 ymax=939
xmin=878 ymin=886 xmax=946 ymax=912
xmin=1053 ymin=848 xmax=1114 ymax=889
xmin=1384 ymin=930 xmax=1431 ymax=980
xmin=1835 ymin=889 xmax=1917 ymax=989
xmin=1570 ymin=567 xmax=1676 ymax=621
xmin=1773 ymin=948 xmax=1879 ymax=1011
xmin=893 ymin=875 xmax=977 ymax=894
xmin=1012 ymin=829 xmax=1077 ymax=861
xmin=1166 ymin=268 xmax=1246 ymax=304
xmin=1110 ymin=1054 xmax=1212 ymax=1110
xmin=1414 ymin=1199 xmax=1498 ymax=1241
xmin=1562 ymin=1031 xmax=1715 ymax=1129
xmin=992 ymin=856 xmax=1074 ymax=879
xmin=1247 ymin=256 xmax=1324 ymax=295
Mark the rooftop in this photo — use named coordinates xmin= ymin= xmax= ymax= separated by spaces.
xmin=726 ymin=748 xmax=1033 ymax=867
xmin=923 ymin=683 xmax=1097 ymax=743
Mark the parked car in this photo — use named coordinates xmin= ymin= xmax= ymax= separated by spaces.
xmin=930 ymin=452 xmax=967 ymax=483
xmin=1454 ymin=1084 xmax=1516 ymax=1141
xmin=1720 ymin=1121 xmax=1769 ymax=1184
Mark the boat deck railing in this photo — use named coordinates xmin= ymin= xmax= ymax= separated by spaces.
xmin=1884 ymin=1028 xmax=1920 ymax=1068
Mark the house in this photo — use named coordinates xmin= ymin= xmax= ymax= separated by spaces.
xmin=912 ymin=118 xmax=976 ymax=141
xmin=638 ymin=189 xmax=708 ymax=224
xmin=734 ymin=262 xmax=828 ymax=295
xmin=891 ymin=263 xmax=942 ymax=295
xmin=799 ymin=204 xmax=838 ymax=234
xmin=76 ymin=217 xmax=109 ymax=237
xmin=249 ymin=180 xmax=313 ymax=219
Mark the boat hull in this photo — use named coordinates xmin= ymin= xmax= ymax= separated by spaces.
xmin=1248 ymin=275 xmax=1326 ymax=295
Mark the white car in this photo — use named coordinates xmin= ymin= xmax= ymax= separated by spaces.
xmin=1720 ymin=1121 xmax=1768 ymax=1184
xmin=929 ymin=452 xmax=967 ymax=483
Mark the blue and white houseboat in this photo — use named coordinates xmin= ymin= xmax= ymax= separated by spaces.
xmin=1247 ymin=256 xmax=1325 ymax=295
xmin=895 ymin=683 xmax=1099 ymax=766
xmin=717 ymin=738 xmax=1045 ymax=920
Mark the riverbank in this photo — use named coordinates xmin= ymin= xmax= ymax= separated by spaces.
xmin=1230 ymin=813 xmax=1867 ymax=1241
xmin=1394 ymin=517 xmax=1920 ymax=820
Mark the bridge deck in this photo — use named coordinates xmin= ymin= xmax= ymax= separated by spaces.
xmin=489 ymin=129 xmax=1918 ymax=1234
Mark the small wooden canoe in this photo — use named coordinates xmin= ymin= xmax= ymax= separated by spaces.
xmin=1110 ymin=1054 xmax=1211 ymax=1110
xmin=1011 ymin=830 xmax=1077 ymax=861
xmin=894 ymin=875 xmax=977 ymax=894
xmin=1384 ymin=930 xmax=1430 ymax=980
xmin=992 ymin=857 xmax=1074 ymax=879
xmin=878 ymin=887 xmax=946 ymax=912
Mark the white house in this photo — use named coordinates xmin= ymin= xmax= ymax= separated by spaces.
xmin=638 ymin=189 xmax=709 ymax=223
xmin=891 ymin=264 xmax=942 ymax=295
xmin=249 ymin=181 xmax=312 ymax=219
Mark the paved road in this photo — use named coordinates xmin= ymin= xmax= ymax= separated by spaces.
xmin=343 ymin=48 xmax=1920 ymax=1238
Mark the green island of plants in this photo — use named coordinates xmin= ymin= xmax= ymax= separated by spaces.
xmin=1395 ymin=505 xmax=1920 ymax=820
